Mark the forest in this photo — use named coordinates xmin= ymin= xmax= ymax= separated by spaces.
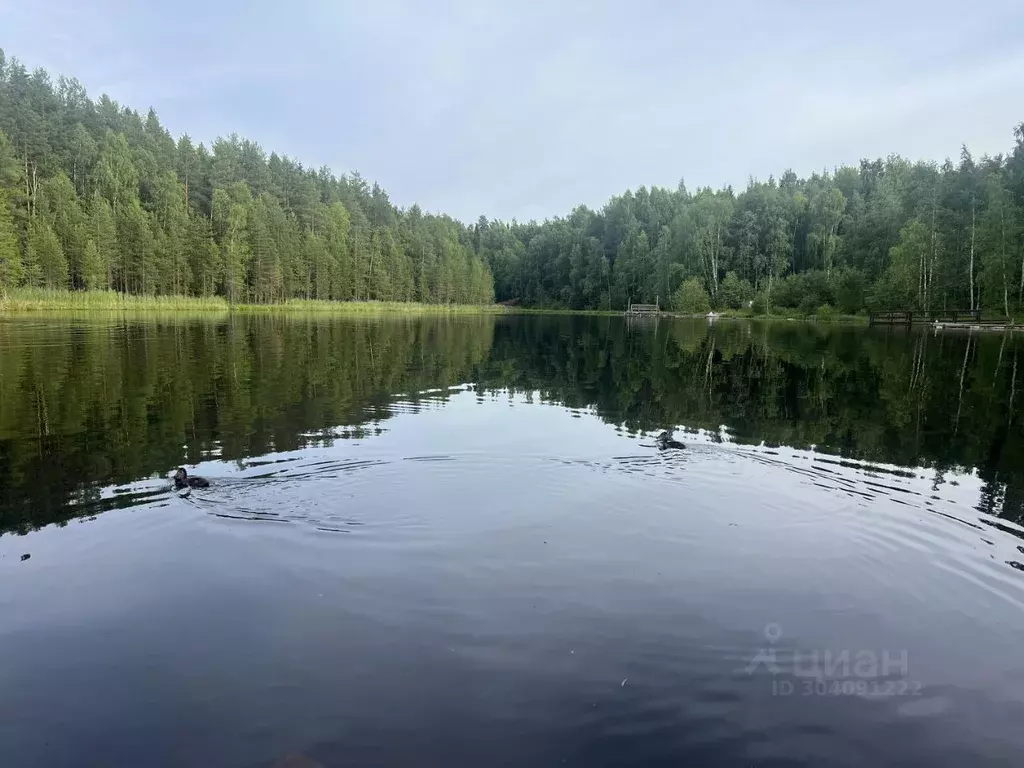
xmin=0 ymin=48 xmax=1023 ymax=315
xmin=0 ymin=50 xmax=495 ymax=305
xmin=478 ymin=130 xmax=1024 ymax=316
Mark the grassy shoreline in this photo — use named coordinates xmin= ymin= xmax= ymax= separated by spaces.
xmin=0 ymin=289 xmax=511 ymax=315
xmin=703 ymin=309 xmax=870 ymax=324
xmin=0 ymin=290 xmax=883 ymax=325
xmin=510 ymin=306 xmax=870 ymax=323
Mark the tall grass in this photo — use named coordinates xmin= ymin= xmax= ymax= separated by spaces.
xmin=0 ymin=288 xmax=229 ymax=312
xmin=237 ymin=298 xmax=509 ymax=314
xmin=0 ymin=289 xmax=510 ymax=315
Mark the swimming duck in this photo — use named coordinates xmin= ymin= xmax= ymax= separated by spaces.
xmin=656 ymin=430 xmax=685 ymax=451
xmin=173 ymin=467 xmax=210 ymax=489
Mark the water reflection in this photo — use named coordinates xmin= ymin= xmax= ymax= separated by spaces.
xmin=0 ymin=315 xmax=1017 ymax=532
xmin=0 ymin=315 xmax=1021 ymax=533
xmin=3 ymin=314 xmax=1024 ymax=767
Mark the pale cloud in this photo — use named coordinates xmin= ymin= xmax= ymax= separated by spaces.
xmin=4 ymin=0 xmax=1023 ymax=222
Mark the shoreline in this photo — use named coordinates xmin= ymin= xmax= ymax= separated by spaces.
xmin=6 ymin=291 xmax=1012 ymax=329
xmin=0 ymin=290 xmax=511 ymax=315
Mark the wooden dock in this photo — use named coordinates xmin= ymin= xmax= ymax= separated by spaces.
xmin=869 ymin=309 xmax=1022 ymax=332
xmin=931 ymin=323 xmax=1024 ymax=332
xmin=869 ymin=309 xmax=981 ymax=326
xmin=626 ymin=298 xmax=660 ymax=316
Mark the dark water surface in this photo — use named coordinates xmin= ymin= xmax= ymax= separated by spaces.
xmin=2 ymin=314 xmax=1024 ymax=767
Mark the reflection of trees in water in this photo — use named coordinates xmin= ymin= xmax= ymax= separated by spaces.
xmin=0 ymin=315 xmax=1021 ymax=534
xmin=0 ymin=315 xmax=497 ymax=534
xmin=475 ymin=317 xmax=1024 ymax=525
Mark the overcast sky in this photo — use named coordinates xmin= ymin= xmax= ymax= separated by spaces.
xmin=5 ymin=0 xmax=1024 ymax=222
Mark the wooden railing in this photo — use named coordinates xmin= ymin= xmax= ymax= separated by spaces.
xmin=626 ymin=301 xmax=660 ymax=315
xmin=869 ymin=309 xmax=981 ymax=326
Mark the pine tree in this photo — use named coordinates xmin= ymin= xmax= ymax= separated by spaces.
xmin=40 ymin=172 xmax=86 ymax=288
xmin=26 ymin=220 xmax=68 ymax=288
xmin=187 ymin=214 xmax=219 ymax=296
xmin=0 ymin=189 xmax=22 ymax=289
xmin=88 ymin=194 xmax=116 ymax=290
xmin=81 ymin=238 xmax=104 ymax=290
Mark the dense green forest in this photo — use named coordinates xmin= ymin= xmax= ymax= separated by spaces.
xmin=0 ymin=50 xmax=494 ymax=305
xmin=479 ymin=129 xmax=1024 ymax=315
xmin=1 ymin=48 xmax=1023 ymax=314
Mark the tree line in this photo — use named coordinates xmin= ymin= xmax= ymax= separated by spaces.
xmin=477 ymin=132 xmax=1024 ymax=315
xmin=0 ymin=50 xmax=494 ymax=305
xmin=1 ymin=48 xmax=1022 ymax=315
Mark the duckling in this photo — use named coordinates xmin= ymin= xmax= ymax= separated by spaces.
xmin=655 ymin=430 xmax=685 ymax=451
xmin=173 ymin=466 xmax=210 ymax=490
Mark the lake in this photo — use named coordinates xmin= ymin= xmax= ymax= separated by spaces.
xmin=1 ymin=313 xmax=1023 ymax=767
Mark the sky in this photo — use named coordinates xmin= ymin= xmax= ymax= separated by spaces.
xmin=4 ymin=0 xmax=1024 ymax=223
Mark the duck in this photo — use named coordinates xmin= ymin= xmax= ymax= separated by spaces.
xmin=173 ymin=467 xmax=210 ymax=489
xmin=655 ymin=430 xmax=685 ymax=451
